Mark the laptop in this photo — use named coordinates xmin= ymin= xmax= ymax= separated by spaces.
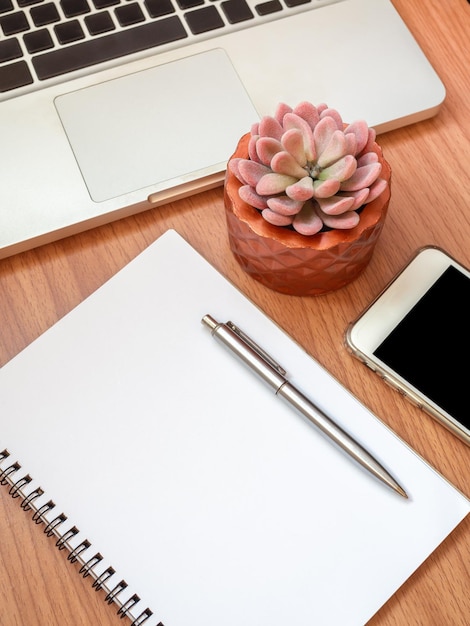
xmin=0 ymin=0 xmax=445 ymax=259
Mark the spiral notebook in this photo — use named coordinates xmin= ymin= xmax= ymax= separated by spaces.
xmin=0 ymin=230 xmax=468 ymax=626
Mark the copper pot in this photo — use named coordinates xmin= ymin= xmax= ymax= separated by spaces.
xmin=224 ymin=133 xmax=391 ymax=296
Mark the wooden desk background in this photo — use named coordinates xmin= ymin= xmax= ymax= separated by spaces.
xmin=1 ymin=1 xmax=469 ymax=624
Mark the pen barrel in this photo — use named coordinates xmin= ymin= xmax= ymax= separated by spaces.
xmin=205 ymin=319 xmax=286 ymax=390
xmin=277 ymin=383 xmax=366 ymax=456
xmin=277 ymin=383 xmax=404 ymax=495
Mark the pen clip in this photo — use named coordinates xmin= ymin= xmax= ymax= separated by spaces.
xmin=226 ymin=321 xmax=287 ymax=377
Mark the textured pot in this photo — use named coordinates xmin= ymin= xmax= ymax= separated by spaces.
xmin=224 ymin=133 xmax=391 ymax=296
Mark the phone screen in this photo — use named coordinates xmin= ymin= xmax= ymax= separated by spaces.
xmin=373 ymin=266 xmax=470 ymax=428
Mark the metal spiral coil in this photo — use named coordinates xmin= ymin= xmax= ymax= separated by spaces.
xmin=0 ymin=449 xmax=155 ymax=626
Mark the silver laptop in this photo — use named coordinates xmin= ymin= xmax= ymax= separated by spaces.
xmin=0 ymin=0 xmax=444 ymax=259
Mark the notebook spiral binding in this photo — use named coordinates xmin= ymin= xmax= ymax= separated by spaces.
xmin=0 ymin=449 xmax=161 ymax=626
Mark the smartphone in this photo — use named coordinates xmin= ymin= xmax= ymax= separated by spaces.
xmin=346 ymin=246 xmax=470 ymax=446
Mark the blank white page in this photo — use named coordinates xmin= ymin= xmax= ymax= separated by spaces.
xmin=1 ymin=230 xmax=468 ymax=626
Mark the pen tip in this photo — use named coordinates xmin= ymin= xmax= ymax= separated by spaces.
xmin=396 ymin=485 xmax=408 ymax=499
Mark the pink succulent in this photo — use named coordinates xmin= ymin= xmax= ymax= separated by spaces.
xmin=229 ymin=102 xmax=389 ymax=236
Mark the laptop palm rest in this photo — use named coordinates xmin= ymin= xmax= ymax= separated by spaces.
xmin=54 ymin=48 xmax=258 ymax=203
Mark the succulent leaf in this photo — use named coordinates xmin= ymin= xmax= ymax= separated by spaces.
xmin=286 ymin=176 xmax=315 ymax=201
xmin=292 ymin=202 xmax=323 ymax=235
xmin=283 ymin=112 xmax=313 ymax=137
xmin=239 ymin=185 xmax=269 ymax=210
xmin=237 ymin=159 xmax=272 ymax=186
xmin=261 ymin=207 xmax=294 ymax=226
xmin=357 ymin=151 xmax=379 ymax=167
xmin=274 ymin=102 xmax=293 ymax=125
xmin=365 ymin=177 xmax=388 ymax=203
xmin=248 ymin=135 xmax=261 ymax=162
xmin=344 ymin=120 xmax=370 ymax=155
xmin=228 ymin=158 xmax=242 ymax=179
xmin=316 ymin=195 xmax=355 ymax=215
xmin=282 ymin=113 xmax=316 ymax=160
xmin=338 ymin=188 xmax=370 ymax=211
xmin=344 ymin=132 xmax=357 ymax=156
xmin=313 ymin=116 xmax=338 ymax=158
xmin=267 ymin=196 xmax=304 ymax=216
xmin=292 ymin=202 xmax=323 ymax=236
xmin=317 ymin=208 xmax=361 ymax=230
xmin=256 ymin=172 xmax=297 ymax=195
xmin=271 ymin=151 xmax=308 ymax=179
xmin=259 ymin=116 xmax=283 ymax=141
xmin=359 ymin=128 xmax=378 ymax=155
xmin=318 ymin=154 xmax=357 ymax=182
xmin=319 ymin=108 xmax=343 ymax=130
xmin=282 ymin=128 xmax=311 ymax=166
xmin=255 ymin=136 xmax=283 ymax=165
xmin=317 ymin=130 xmax=348 ymax=169
xmin=293 ymin=101 xmax=320 ymax=129
xmin=340 ymin=162 xmax=381 ymax=191
xmin=312 ymin=178 xmax=341 ymax=198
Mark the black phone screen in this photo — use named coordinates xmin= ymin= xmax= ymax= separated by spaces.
xmin=374 ymin=265 xmax=470 ymax=428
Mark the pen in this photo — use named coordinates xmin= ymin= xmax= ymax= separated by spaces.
xmin=201 ymin=314 xmax=408 ymax=499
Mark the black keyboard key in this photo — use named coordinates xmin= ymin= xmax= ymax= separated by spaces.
xmin=144 ymin=0 xmax=174 ymax=18
xmin=33 ymin=16 xmax=187 ymax=80
xmin=255 ymin=0 xmax=282 ymax=15
xmin=60 ymin=0 xmax=90 ymax=17
xmin=30 ymin=2 xmax=60 ymax=26
xmin=0 ymin=60 xmax=33 ymax=91
xmin=54 ymin=19 xmax=85 ymax=44
xmin=92 ymin=0 xmax=118 ymax=8
xmin=24 ymin=27 xmax=53 ymax=52
xmin=0 ymin=37 xmax=22 ymax=62
xmin=284 ymin=0 xmax=310 ymax=5
xmin=85 ymin=10 xmax=114 ymax=35
xmin=0 ymin=0 xmax=13 ymax=14
xmin=221 ymin=0 xmax=253 ymax=23
xmin=177 ymin=0 xmax=203 ymax=8
xmin=184 ymin=6 xmax=223 ymax=34
xmin=0 ymin=10 xmax=30 ymax=35
xmin=115 ymin=2 xmax=145 ymax=26
xmin=17 ymin=0 xmax=43 ymax=6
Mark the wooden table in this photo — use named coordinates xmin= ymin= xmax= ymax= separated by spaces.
xmin=1 ymin=1 xmax=469 ymax=624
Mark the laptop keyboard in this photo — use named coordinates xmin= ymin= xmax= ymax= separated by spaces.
xmin=0 ymin=0 xmax=342 ymax=97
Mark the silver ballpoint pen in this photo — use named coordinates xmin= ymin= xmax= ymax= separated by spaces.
xmin=202 ymin=314 xmax=408 ymax=499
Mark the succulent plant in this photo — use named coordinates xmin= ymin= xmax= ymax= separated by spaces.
xmin=228 ymin=101 xmax=389 ymax=236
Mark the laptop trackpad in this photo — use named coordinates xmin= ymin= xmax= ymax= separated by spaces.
xmin=54 ymin=49 xmax=258 ymax=203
